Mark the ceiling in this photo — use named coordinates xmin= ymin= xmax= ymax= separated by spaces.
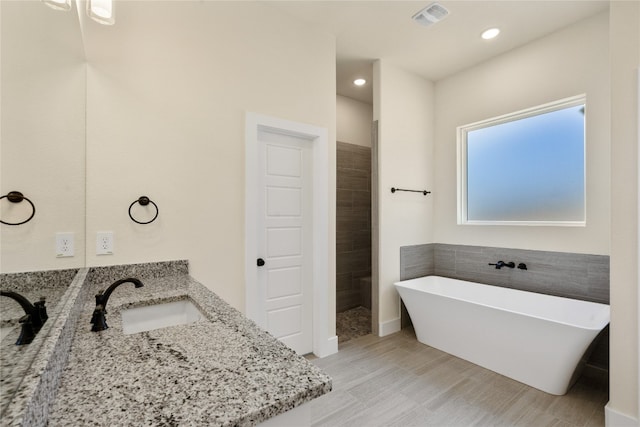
xmin=268 ymin=1 xmax=609 ymax=104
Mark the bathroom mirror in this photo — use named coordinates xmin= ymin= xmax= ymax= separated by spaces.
xmin=1 ymin=0 xmax=86 ymax=274
xmin=0 ymin=0 xmax=86 ymax=409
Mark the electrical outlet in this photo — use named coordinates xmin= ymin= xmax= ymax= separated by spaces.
xmin=55 ymin=232 xmax=74 ymax=257
xmin=96 ymin=231 xmax=114 ymax=255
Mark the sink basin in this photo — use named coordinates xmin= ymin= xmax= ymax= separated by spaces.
xmin=121 ymin=300 xmax=205 ymax=335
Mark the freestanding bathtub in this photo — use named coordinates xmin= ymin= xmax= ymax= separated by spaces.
xmin=394 ymin=276 xmax=610 ymax=395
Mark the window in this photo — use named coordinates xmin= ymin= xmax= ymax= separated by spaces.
xmin=457 ymin=95 xmax=586 ymax=226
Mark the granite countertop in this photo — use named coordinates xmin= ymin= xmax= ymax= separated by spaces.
xmin=1 ymin=269 xmax=77 ymax=331
xmin=1 ymin=268 xmax=82 ymax=417
xmin=47 ymin=274 xmax=332 ymax=426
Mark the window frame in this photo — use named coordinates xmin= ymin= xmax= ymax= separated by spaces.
xmin=457 ymin=94 xmax=587 ymax=227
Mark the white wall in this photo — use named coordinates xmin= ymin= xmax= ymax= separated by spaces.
xmin=374 ymin=60 xmax=434 ymax=332
xmin=608 ymin=1 xmax=639 ymax=423
xmin=337 ymin=95 xmax=373 ymax=147
xmin=433 ymin=12 xmax=610 ymax=255
xmin=1 ymin=1 xmax=86 ymax=273
xmin=82 ymin=1 xmax=336 ymax=312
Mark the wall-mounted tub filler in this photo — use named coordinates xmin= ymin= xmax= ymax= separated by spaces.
xmin=90 ymin=278 xmax=144 ymax=332
xmin=488 ymin=260 xmax=515 ymax=269
xmin=395 ymin=276 xmax=610 ymax=395
xmin=0 ymin=291 xmax=48 ymax=345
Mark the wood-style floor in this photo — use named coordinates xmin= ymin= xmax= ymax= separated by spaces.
xmin=307 ymin=328 xmax=608 ymax=427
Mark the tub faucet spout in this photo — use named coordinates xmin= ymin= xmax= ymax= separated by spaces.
xmin=488 ymin=261 xmax=515 ymax=269
xmin=91 ymin=278 xmax=143 ymax=332
xmin=1 ymin=290 xmax=48 ymax=345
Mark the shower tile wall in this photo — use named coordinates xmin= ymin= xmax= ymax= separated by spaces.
xmin=337 ymin=142 xmax=371 ymax=312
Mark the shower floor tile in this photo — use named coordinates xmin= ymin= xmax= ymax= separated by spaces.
xmin=336 ymin=306 xmax=371 ymax=344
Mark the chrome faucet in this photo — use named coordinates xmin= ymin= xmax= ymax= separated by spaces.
xmin=90 ymin=278 xmax=143 ymax=332
xmin=1 ymin=290 xmax=48 ymax=345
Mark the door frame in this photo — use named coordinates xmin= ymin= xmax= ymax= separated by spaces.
xmin=245 ymin=112 xmax=337 ymax=358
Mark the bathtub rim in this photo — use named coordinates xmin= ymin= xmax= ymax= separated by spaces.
xmin=394 ymin=275 xmax=610 ymax=331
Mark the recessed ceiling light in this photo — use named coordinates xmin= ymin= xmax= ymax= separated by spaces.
xmin=353 ymin=78 xmax=367 ymax=86
xmin=481 ymin=28 xmax=500 ymax=40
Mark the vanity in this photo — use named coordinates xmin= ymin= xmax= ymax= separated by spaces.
xmin=1 ymin=261 xmax=331 ymax=426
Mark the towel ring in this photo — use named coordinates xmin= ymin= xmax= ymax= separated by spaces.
xmin=0 ymin=191 xmax=36 ymax=225
xmin=128 ymin=196 xmax=159 ymax=225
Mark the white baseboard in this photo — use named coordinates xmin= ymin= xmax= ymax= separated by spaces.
xmin=606 ymin=403 xmax=639 ymax=427
xmin=314 ymin=335 xmax=338 ymax=358
xmin=378 ymin=317 xmax=401 ymax=337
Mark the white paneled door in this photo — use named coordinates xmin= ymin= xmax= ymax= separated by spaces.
xmin=256 ymin=129 xmax=313 ymax=355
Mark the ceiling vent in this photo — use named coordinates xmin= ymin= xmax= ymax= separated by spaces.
xmin=412 ymin=2 xmax=450 ymax=27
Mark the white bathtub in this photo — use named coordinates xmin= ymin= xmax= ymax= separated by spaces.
xmin=394 ymin=276 xmax=610 ymax=395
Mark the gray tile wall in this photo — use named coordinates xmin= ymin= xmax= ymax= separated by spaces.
xmin=337 ymin=142 xmax=372 ymax=312
xmin=400 ymin=243 xmax=609 ymax=303
xmin=399 ymin=243 xmax=609 ymax=371
xmin=400 ymin=245 xmax=434 ymax=282
xmin=399 ymin=245 xmax=435 ymax=329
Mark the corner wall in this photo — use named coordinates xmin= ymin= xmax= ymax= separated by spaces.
xmin=374 ymin=60 xmax=434 ymax=334
xmin=607 ymin=1 xmax=639 ymax=424
xmin=337 ymin=95 xmax=373 ymax=147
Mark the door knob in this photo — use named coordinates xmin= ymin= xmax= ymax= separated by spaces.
xmin=257 ymin=258 xmax=265 ymax=267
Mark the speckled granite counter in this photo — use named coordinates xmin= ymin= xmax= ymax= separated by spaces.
xmin=1 ymin=269 xmax=77 ymax=331
xmin=47 ymin=272 xmax=331 ymax=426
xmin=1 ymin=268 xmax=83 ymax=420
